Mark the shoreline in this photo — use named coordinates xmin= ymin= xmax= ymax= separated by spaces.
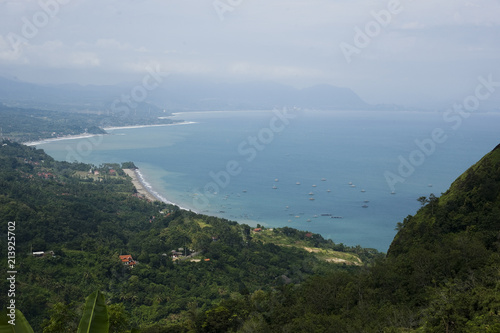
xmin=123 ymin=168 xmax=193 ymax=212
xmin=103 ymin=121 xmax=197 ymax=131
xmin=23 ymin=121 xmax=197 ymax=147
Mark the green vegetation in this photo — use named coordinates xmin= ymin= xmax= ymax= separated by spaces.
xmin=0 ymin=105 xmax=175 ymax=143
xmin=0 ymin=141 xmax=369 ymax=332
xmin=1 ymin=141 xmax=499 ymax=331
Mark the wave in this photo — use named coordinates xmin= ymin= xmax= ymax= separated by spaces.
xmin=134 ymin=169 xmax=195 ymax=212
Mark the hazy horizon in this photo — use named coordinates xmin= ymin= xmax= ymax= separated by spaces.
xmin=1 ymin=0 xmax=499 ymax=109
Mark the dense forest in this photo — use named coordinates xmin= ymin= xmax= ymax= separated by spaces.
xmin=0 ymin=141 xmax=383 ymax=332
xmin=0 ymin=141 xmax=499 ymax=331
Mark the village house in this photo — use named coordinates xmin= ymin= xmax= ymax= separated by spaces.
xmin=119 ymin=254 xmax=137 ymax=267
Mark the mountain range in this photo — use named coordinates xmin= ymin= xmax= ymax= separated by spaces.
xmin=0 ymin=76 xmax=372 ymax=112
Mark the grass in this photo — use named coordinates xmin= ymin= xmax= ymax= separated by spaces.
xmin=252 ymin=229 xmax=362 ymax=266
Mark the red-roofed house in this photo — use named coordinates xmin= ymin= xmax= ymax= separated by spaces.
xmin=119 ymin=255 xmax=137 ymax=267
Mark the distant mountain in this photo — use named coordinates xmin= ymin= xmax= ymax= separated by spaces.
xmin=148 ymin=77 xmax=370 ymax=110
xmin=0 ymin=76 xmax=371 ymax=112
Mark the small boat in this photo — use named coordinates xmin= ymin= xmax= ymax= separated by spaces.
xmin=428 ymin=184 xmax=433 ymax=187
xmin=309 ymin=192 xmax=314 ymax=195
xmin=312 ymin=184 xmax=317 ymax=187
xmin=321 ymin=213 xmax=332 ymax=216
xmin=361 ymin=189 xmax=366 ymax=192
xmin=296 ymin=182 xmax=301 ymax=185
xmin=272 ymin=185 xmax=278 ymax=189
xmin=362 ymin=204 xmax=368 ymax=208
xmin=391 ymin=191 xmax=396 ymax=195
xmin=327 ymin=189 xmax=331 ymax=192
xmin=321 ymin=178 xmax=326 ymax=181
xmin=275 ymin=178 xmax=279 ymax=182
xmin=242 ymin=190 xmax=247 ymax=193
xmin=313 ymin=215 xmax=318 ymax=218
xmin=348 ymin=181 xmax=353 ymax=185
xmin=309 ymin=197 xmax=315 ymax=201
xmin=364 ymin=200 xmax=369 ymax=203
xmin=306 ymin=219 xmax=311 ymax=222
xmin=350 ymin=185 xmax=356 ymax=188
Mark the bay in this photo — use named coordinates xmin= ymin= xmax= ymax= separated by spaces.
xmin=36 ymin=109 xmax=500 ymax=251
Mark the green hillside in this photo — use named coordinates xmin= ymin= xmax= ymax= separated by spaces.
xmin=193 ymin=144 xmax=500 ymax=332
xmin=0 ymin=141 xmax=376 ymax=332
xmin=1 ymin=141 xmax=499 ymax=332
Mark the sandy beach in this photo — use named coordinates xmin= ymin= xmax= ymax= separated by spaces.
xmin=24 ymin=133 xmax=105 ymax=147
xmin=123 ymin=168 xmax=192 ymax=212
xmin=24 ymin=121 xmax=197 ymax=147
xmin=103 ymin=121 xmax=197 ymax=131
xmin=123 ymin=169 xmax=159 ymax=202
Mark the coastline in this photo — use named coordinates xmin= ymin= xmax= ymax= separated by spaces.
xmin=23 ymin=121 xmax=197 ymax=147
xmin=103 ymin=121 xmax=197 ymax=131
xmin=123 ymin=168 xmax=192 ymax=212
xmin=24 ymin=133 xmax=105 ymax=147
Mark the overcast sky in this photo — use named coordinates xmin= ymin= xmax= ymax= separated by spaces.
xmin=0 ymin=0 xmax=499 ymax=107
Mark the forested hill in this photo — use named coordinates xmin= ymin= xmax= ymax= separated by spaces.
xmin=1 ymin=141 xmax=499 ymax=332
xmin=192 ymin=144 xmax=500 ymax=332
xmin=389 ymin=143 xmax=500 ymax=257
xmin=0 ymin=141 xmax=378 ymax=332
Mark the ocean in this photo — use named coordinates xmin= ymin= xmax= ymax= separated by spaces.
xmin=35 ymin=109 xmax=500 ymax=251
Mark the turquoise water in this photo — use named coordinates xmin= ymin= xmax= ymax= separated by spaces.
xmin=36 ymin=110 xmax=500 ymax=251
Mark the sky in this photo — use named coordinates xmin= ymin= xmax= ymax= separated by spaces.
xmin=0 ymin=0 xmax=499 ymax=108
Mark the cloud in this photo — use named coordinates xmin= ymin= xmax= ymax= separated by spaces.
xmin=0 ymin=0 xmax=498 ymax=107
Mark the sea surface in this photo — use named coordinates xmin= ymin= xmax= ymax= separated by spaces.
xmin=36 ymin=110 xmax=500 ymax=251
